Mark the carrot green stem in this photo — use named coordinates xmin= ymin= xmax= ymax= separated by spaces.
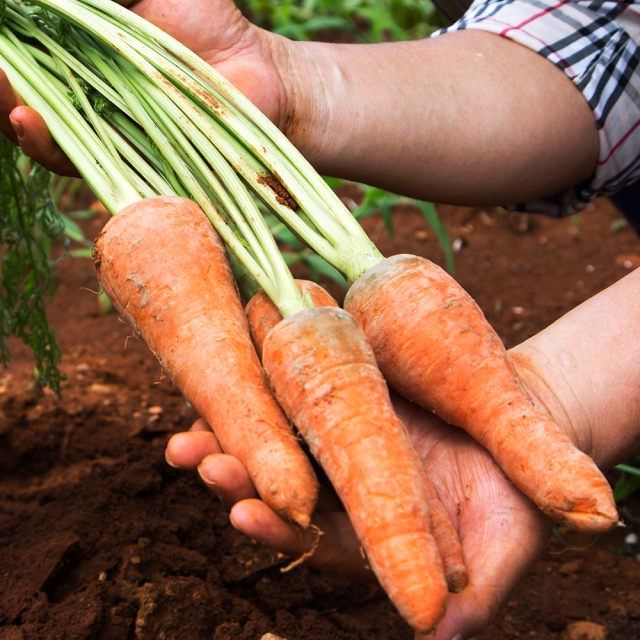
xmin=0 ymin=26 xmax=139 ymax=212
xmin=21 ymin=0 xmax=384 ymax=281
xmin=2 ymin=0 xmax=317 ymax=316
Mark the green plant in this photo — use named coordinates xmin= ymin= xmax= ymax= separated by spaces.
xmin=614 ymin=456 xmax=640 ymax=502
xmin=0 ymin=137 xmax=66 ymax=392
xmin=348 ymin=183 xmax=454 ymax=275
xmin=236 ymin=0 xmax=446 ymax=43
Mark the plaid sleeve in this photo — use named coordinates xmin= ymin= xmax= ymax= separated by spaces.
xmin=433 ymin=0 xmax=640 ymax=217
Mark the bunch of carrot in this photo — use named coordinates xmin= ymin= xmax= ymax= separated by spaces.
xmin=1 ymin=0 xmax=619 ymax=632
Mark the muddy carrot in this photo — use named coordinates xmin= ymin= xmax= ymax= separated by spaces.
xmin=93 ymin=196 xmax=319 ymax=527
xmin=343 ymin=254 xmax=618 ymax=534
xmin=247 ymin=281 xmax=468 ymax=593
xmin=420 ymin=469 xmax=468 ymax=593
xmin=262 ymin=306 xmax=448 ymax=633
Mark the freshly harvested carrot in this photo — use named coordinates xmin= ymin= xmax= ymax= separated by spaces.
xmin=247 ymin=281 xmax=468 ymax=593
xmin=344 ymin=254 xmax=619 ymax=534
xmin=261 ymin=306 xmax=448 ymax=633
xmin=93 ymin=196 xmax=319 ymax=527
xmin=420 ymin=468 xmax=468 ymax=593
xmin=246 ymin=280 xmax=339 ymax=359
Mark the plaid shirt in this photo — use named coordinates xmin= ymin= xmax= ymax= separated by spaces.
xmin=435 ymin=0 xmax=640 ymax=217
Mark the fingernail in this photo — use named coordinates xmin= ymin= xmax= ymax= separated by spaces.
xmin=10 ymin=116 xmax=24 ymax=138
xmin=197 ymin=464 xmax=220 ymax=490
xmin=451 ymin=634 xmax=464 ymax=640
xmin=164 ymin=453 xmax=178 ymax=468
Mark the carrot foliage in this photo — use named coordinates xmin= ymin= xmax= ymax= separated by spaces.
xmin=0 ymin=137 xmax=65 ymax=393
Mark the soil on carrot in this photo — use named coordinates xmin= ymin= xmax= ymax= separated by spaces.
xmin=1 ymin=194 xmax=640 ymax=640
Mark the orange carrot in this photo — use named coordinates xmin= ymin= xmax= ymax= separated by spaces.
xmin=420 ymin=469 xmax=468 ymax=593
xmin=92 ymin=196 xmax=318 ymax=527
xmin=247 ymin=281 xmax=468 ymax=593
xmin=344 ymin=254 xmax=618 ymax=534
xmin=261 ymin=306 xmax=448 ymax=633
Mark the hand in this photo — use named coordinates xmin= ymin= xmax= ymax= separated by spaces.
xmin=0 ymin=69 xmax=80 ymax=176
xmin=0 ymin=0 xmax=292 ymax=174
xmin=166 ymin=392 xmax=552 ymax=640
xmin=130 ymin=0 xmax=290 ymax=124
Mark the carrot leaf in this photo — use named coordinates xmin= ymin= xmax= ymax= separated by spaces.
xmin=0 ymin=139 xmax=66 ymax=393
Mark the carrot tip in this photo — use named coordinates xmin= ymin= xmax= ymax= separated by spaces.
xmin=546 ymin=508 xmax=620 ymax=534
xmin=446 ymin=566 xmax=469 ymax=593
xmin=290 ymin=511 xmax=312 ymax=529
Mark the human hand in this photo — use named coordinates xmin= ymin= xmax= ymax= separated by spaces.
xmin=0 ymin=0 xmax=293 ymax=173
xmin=0 ymin=68 xmax=80 ymax=176
xmin=166 ymin=392 xmax=552 ymax=640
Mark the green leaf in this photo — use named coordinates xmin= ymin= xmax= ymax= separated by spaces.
xmin=272 ymin=225 xmax=305 ymax=250
xmin=323 ymin=176 xmax=343 ymax=190
xmin=0 ymin=139 xmax=65 ymax=393
xmin=62 ymin=213 xmax=91 ymax=245
xmin=415 ymin=200 xmax=455 ymax=275
xmin=352 ymin=186 xmax=391 ymax=219
xmin=614 ymin=471 xmax=640 ymax=502
xmin=68 ymin=208 xmax=99 ymax=219
xmin=68 ymin=248 xmax=94 ymax=258
xmin=613 ymin=459 xmax=640 ymax=502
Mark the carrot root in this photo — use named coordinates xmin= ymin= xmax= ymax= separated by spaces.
xmin=262 ymin=306 xmax=448 ymax=633
xmin=247 ymin=282 xmax=467 ymax=592
xmin=344 ymin=254 xmax=619 ymax=534
xmin=93 ymin=196 xmax=318 ymax=527
xmin=422 ymin=471 xmax=468 ymax=593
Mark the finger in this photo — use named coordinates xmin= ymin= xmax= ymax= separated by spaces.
xmin=9 ymin=105 xmax=80 ymax=177
xmin=190 ymin=416 xmax=213 ymax=433
xmin=198 ymin=452 xmax=258 ymax=508
xmin=230 ymin=499 xmax=376 ymax=583
xmin=0 ymin=68 xmax=23 ymax=144
xmin=165 ymin=429 xmax=222 ymax=470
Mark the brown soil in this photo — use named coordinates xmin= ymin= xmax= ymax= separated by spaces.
xmin=1 ymin=195 xmax=640 ymax=640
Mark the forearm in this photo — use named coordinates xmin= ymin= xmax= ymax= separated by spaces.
xmin=277 ymin=29 xmax=598 ymax=205
xmin=510 ymin=269 xmax=640 ymax=470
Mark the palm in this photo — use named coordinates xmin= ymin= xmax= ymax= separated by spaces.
xmin=167 ymin=393 xmax=551 ymax=640
xmin=395 ymin=395 xmax=551 ymax=639
xmin=131 ymin=0 xmax=287 ymax=122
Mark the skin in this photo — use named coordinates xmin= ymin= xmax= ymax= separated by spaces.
xmin=0 ymin=0 xmax=598 ymax=204
xmin=1 ymin=0 xmax=636 ymax=637
xmin=168 ymin=268 xmax=640 ymax=640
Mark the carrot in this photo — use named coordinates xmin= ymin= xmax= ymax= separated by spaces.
xmin=92 ymin=196 xmax=319 ymax=527
xmin=247 ymin=281 xmax=468 ymax=593
xmin=261 ymin=306 xmax=448 ymax=633
xmin=344 ymin=254 xmax=619 ymax=534
xmin=420 ymin=468 xmax=468 ymax=593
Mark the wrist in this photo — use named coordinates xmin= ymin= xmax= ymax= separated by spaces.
xmin=268 ymin=37 xmax=349 ymax=167
xmin=509 ymin=342 xmax=640 ymax=472
xmin=508 ymin=347 xmax=595 ymax=463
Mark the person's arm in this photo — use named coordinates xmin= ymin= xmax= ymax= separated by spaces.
xmin=510 ymin=267 xmax=640 ymax=471
xmin=2 ymin=2 xmax=598 ymax=207
xmin=280 ymin=30 xmax=598 ymax=206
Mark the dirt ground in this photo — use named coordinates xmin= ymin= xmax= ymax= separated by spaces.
xmin=1 ymin=194 xmax=640 ymax=640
